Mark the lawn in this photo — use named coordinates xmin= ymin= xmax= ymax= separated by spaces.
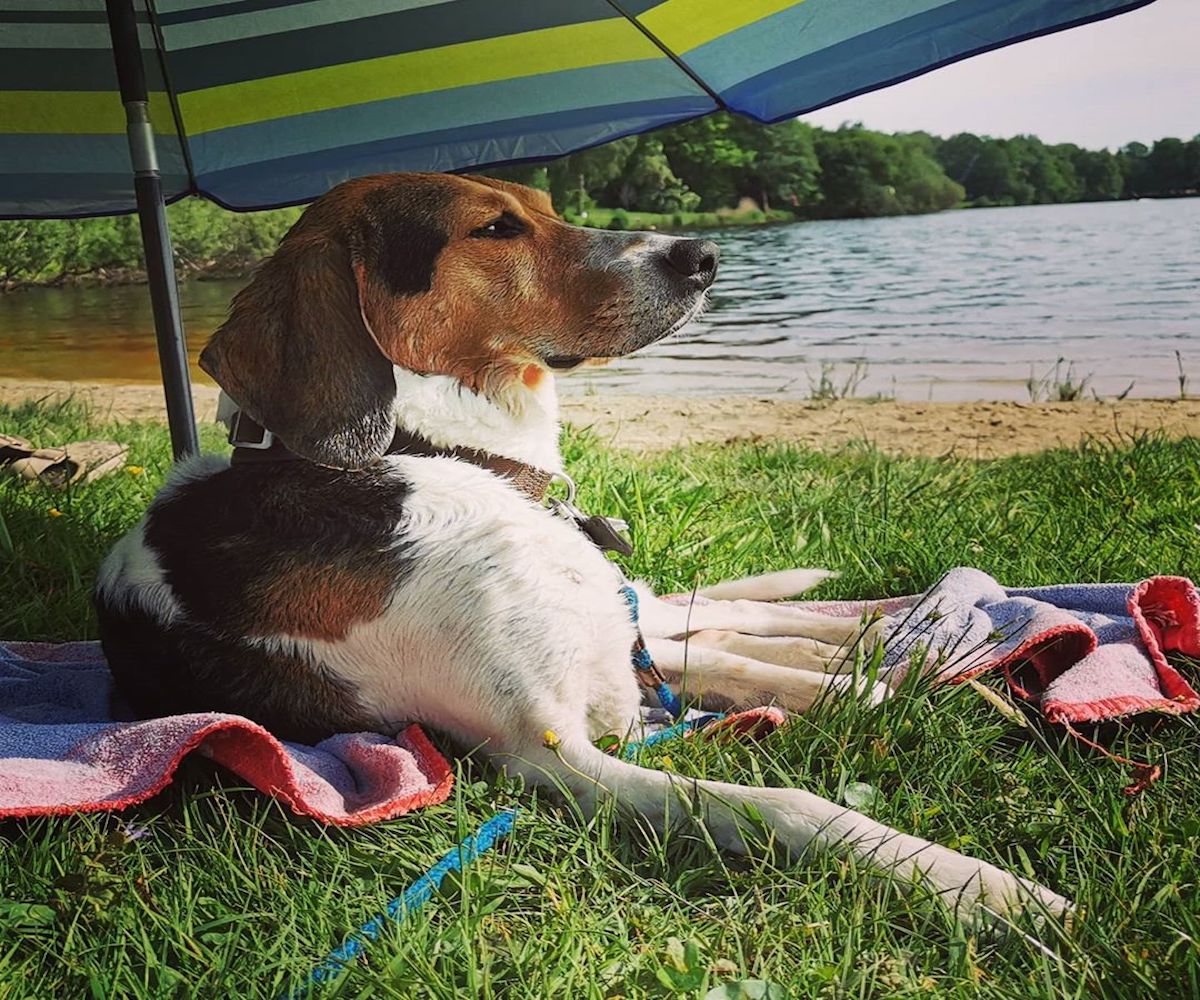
xmin=1 ymin=399 xmax=1198 ymax=999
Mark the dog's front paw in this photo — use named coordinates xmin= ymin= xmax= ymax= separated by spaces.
xmin=918 ymin=847 xmax=1074 ymax=928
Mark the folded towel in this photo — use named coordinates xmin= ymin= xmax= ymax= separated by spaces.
xmin=664 ymin=570 xmax=1194 ymax=793
xmin=803 ymin=569 xmax=1200 ymax=724
xmin=0 ymin=641 xmax=453 ymax=825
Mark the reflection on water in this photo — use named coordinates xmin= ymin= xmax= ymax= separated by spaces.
xmin=1 ymin=198 xmax=1197 ymax=400
xmin=0 ymin=278 xmax=236 ymax=385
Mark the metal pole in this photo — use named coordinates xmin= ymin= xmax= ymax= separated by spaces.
xmin=105 ymin=0 xmax=199 ymax=460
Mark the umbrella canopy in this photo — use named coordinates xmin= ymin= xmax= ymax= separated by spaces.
xmin=4 ymin=0 xmax=1155 ymax=218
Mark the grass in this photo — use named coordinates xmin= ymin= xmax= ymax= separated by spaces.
xmin=1025 ymin=359 xmax=1093 ymax=403
xmin=806 ymin=361 xmax=873 ymax=403
xmin=1 ymin=399 xmax=1199 ymax=999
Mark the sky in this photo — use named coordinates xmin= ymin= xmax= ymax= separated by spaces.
xmin=802 ymin=0 xmax=1200 ymax=150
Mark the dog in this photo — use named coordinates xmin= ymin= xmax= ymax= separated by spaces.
xmin=95 ymin=172 xmax=1068 ymax=923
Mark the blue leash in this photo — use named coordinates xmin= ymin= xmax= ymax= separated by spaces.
xmin=619 ymin=583 xmax=684 ymax=719
xmin=282 ymin=809 xmax=519 ymax=998
xmin=622 ymin=711 xmax=725 ymax=760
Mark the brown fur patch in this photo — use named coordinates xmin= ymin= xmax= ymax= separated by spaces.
xmin=252 ymin=562 xmax=394 ymax=641
xmin=96 ymin=460 xmax=416 ymax=741
xmin=350 ymin=174 xmax=620 ymax=395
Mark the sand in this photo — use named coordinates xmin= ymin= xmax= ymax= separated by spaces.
xmin=2 ymin=378 xmax=1197 ymax=458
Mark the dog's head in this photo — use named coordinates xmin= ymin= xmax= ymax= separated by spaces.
xmin=200 ymin=172 xmax=718 ymax=467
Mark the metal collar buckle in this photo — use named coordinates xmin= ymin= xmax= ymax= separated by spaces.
xmin=545 ymin=472 xmax=633 ymax=557
xmin=228 ymin=410 xmax=275 ymax=451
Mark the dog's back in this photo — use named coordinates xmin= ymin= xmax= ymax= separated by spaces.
xmin=95 ymin=456 xmax=400 ymax=743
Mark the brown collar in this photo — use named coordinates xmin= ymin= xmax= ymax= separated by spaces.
xmin=228 ymin=412 xmax=554 ymax=503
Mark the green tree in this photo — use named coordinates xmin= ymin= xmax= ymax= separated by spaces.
xmin=1068 ymin=147 xmax=1123 ymax=201
xmin=605 ymin=135 xmax=699 ymax=213
xmin=1144 ymin=137 xmax=1192 ymax=194
xmin=538 ymin=137 xmax=639 ymax=214
xmin=726 ymin=118 xmax=821 ymax=212
xmin=1006 ymin=136 xmax=1081 ymax=203
xmin=811 ymin=126 xmax=962 ymax=218
xmin=656 ymin=114 xmax=756 ymax=209
xmin=936 ymin=133 xmax=1027 ymax=205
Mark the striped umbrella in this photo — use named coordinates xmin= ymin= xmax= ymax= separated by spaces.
xmin=2 ymin=0 xmax=1156 ymax=454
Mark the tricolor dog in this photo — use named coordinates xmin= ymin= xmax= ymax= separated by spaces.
xmin=95 ymin=173 xmax=1068 ymax=922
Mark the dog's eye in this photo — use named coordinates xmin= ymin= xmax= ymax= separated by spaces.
xmin=470 ymin=211 xmax=526 ymax=239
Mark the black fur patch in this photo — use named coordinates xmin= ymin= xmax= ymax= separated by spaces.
xmin=100 ymin=603 xmax=373 ymax=745
xmin=362 ymin=187 xmax=450 ymax=296
xmin=96 ymin=461 xmax=415 ymax=743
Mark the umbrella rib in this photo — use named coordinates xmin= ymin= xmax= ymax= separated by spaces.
xmin=143 ymin=0 xmax=198 ymax=196
xmin=603 ymin=0 xmax=728 ymax=111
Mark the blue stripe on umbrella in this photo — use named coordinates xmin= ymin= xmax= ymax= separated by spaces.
xmin=196 ymin=95 xmax=714 ymax=210
xmin=0 ymin=173 xmax=193 ymax=220
xmin=717 ymin=0 xmax=1159 ymax=121
xmin=0 ymin=134 xmax=187 ymax=176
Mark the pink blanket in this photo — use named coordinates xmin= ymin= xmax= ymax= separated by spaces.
xmin=0 ymin=641 xmax=453 ymax=824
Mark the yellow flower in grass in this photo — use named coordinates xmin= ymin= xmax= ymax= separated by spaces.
xmin=659 ymin=755 xmax=674 ymax=771
xmin=47 ymin=507 xmax=63 ymax=518
xmin=542 ymin=730 xmax=561 ymax=750
xmin=125 ymin=465 xmax=145 ymax=476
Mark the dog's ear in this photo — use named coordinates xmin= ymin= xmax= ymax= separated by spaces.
xmin=199 ymin=233 xmax=398 ymax=468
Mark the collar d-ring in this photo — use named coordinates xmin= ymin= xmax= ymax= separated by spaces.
xmin=548 ymin=471 xmax=577 ymax=506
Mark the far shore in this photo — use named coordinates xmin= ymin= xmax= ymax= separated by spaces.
xmin=3 ymin=378 xmax=1197 ymax=458
xmin=0 ymin=207 xmax=789 ymax=293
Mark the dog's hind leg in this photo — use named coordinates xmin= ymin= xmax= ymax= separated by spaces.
xmin=696 ymin=569 xmax=836 ymax=602
xmin=498 ymin=735 xmax=1071 ymax=926
xmin=634 ymin=584 xmax=888 ymax=648
xmin=644 ymin=638 xmax=890 ymax=712
xmin=681 ymin=629 xmax=887 ymax=676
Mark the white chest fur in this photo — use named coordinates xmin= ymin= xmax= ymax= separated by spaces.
xmin=389 ymin=368 xmax=564 ymax=473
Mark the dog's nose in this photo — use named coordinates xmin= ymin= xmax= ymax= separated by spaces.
xmin=662 ymin=238 xmax=720 ymax=288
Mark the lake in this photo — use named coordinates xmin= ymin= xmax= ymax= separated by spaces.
xmin=2 ymin=198 xmax=1196 ymax=401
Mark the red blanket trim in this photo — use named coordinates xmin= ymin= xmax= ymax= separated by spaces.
xmin=950 ymin=622 xmax=1095 ymax=692
xmin=0 ymin=719 xmax=454 ymax=826
xmin=1128 ymin=576 xmax=1200 ymax=712
xmin=707 ymin=706 xmax=787 ymax=739
xmin=1044 ymin=694 xmax=1193 ymax=725
xmin=205 ymin=722 xmax=455 ymax=827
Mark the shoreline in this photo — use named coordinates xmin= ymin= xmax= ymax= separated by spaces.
xmin=2 ymin=379 xmax=1196 ymax=458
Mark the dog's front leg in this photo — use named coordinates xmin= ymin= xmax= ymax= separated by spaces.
xmin=681 ymin=629 xmax=888 ymax=677
xmin=502 ymin=735 xmax=1072 ymax=927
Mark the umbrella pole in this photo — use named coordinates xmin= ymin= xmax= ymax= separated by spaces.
xmin=105 ymin=0 xmax=199 ymax=460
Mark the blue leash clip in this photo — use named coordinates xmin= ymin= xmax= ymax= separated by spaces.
xmin=620 ymin=584 xmax=683 ymax=720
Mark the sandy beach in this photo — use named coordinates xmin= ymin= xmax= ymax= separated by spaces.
xmin=2 ymin=377 xmax=1196 ymax=457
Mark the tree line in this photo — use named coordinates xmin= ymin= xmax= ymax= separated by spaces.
xmin=493 ymin=114 xmax=1200 ymax=220
xmin=2 ymin=117 xmax=1196 ymax=286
